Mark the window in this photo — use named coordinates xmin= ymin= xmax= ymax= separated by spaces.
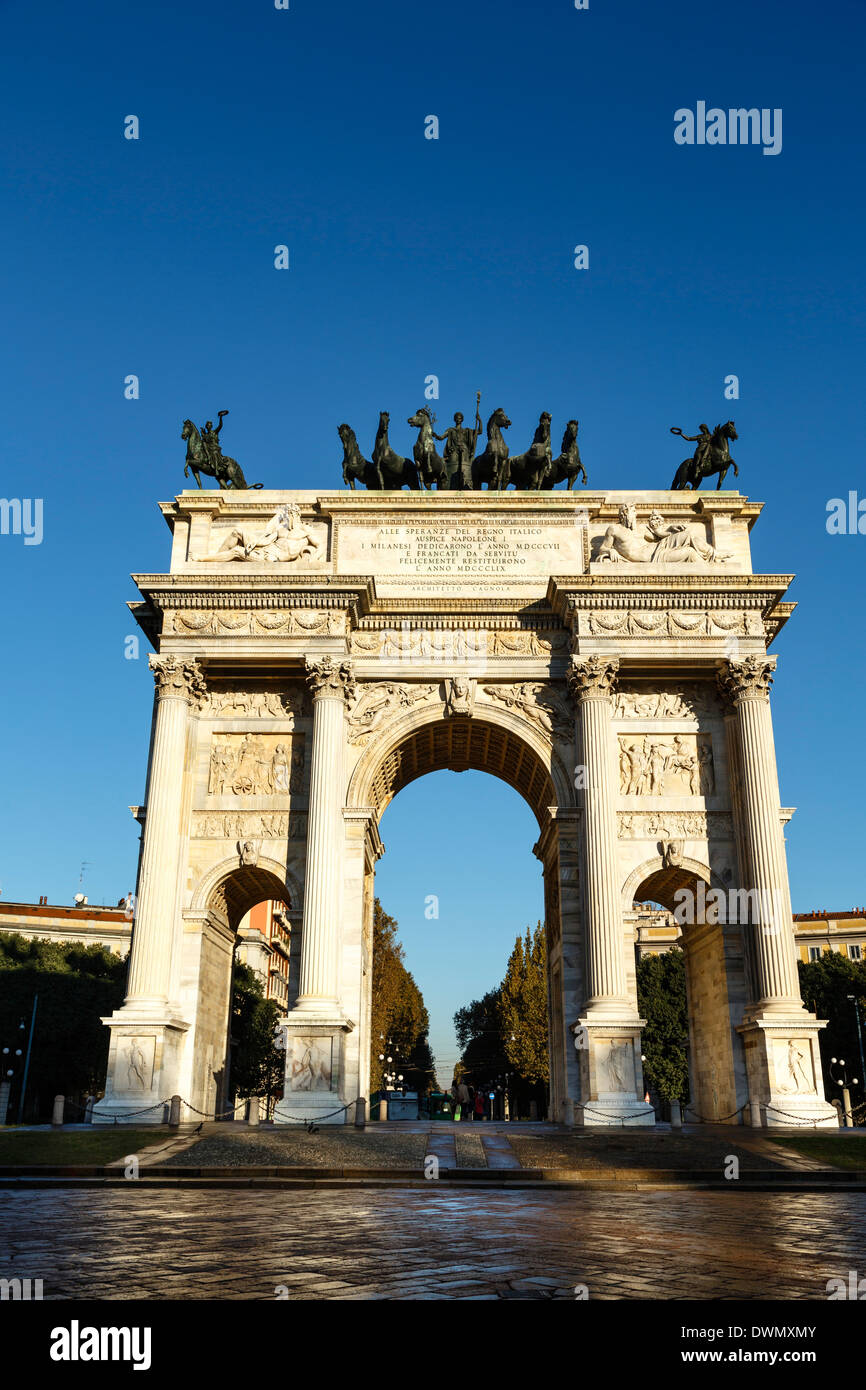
xmin=808 ymin=946 xmax=822 ymax=962
xmin=849 ymin=944 xmax=862 ymax=961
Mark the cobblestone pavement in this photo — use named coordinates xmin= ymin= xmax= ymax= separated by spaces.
xmin=2 ymin=1188 xmax=864 ymax=1299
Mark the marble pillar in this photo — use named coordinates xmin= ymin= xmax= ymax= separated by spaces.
xmin=719 ymin=656 xmax=837 ymax=1127
xmin=568 ymin=656 xmax=654 ymax=1126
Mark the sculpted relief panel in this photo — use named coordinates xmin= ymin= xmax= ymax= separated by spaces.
xmin=613 ymin=683 xmax=722 ymax=720
xmin=583 ymin=610 xmax=759 ymax=639
xmin=208 ymin=733 xmax=305 ymax=797
xmin=192 ymin=811 xmax=307 ymax=840
xmin=619 ymin=733 xmax=715 ymax=797
xmin=168 ymin=610 xmax=345 ymax=638
xmin=199 ymin=686 xmax=310 ymax=719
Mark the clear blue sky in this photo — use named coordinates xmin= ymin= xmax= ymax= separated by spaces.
xmin=1 ymin=0 xmax=865 ymax=1073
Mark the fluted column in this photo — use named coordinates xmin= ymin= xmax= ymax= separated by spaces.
xmin=718 ymin=656 xmax=802 ymax=1011
xmin=568 ymin=655 xmax=628 ymax=1011
xmin=294 ymin=656 xmax=355 ymax=1014
xmin=125 ymin=656 xmax=205 ymax=1010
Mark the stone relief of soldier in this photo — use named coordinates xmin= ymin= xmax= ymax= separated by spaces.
xmin=670 ymin=422 xmax=739 ymax=490
xmin=182 ymin=411 xmax=263 ymax=490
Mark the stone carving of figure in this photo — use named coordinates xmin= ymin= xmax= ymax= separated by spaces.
xmin=195 ymin=506 xmax=324 ymax=564
xmin=604 ymin=1040 xmax=630 ymax=1092
xmin=239 ymin=839 xmax=260 ymax=867
xmin=661 ymin=839 xmax=685 ymax=869
xmin=596 ymin=504 xmax=731 ymax=565
xmin=445 ymin=676 xmax=475 ymax=717
xmin=665 ymin=735 xmax=699 ymax=794
xmin=698 ymin=741 xmax=715 ymax=796
xmin=290 ymin=745 xmax=305 ymax=793
xmin=648 ymin=740 xmax=670 ymax=794
xmin=209 ymin=742 xmax=236 ymax=795
xmin=270 ymin=744 xmax=291 ymax=794
xmin=785 ymin=1041 xmax=814 ymax=1093
xmin=125 ymin=1038 xmax=148 ymax=1090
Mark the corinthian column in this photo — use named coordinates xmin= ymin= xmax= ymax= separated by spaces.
xmin=568 ymin=655 xmax=628 ymax=1011
xmin=125 ymin=655 xmax=205 ymax=1011
xmin=717 ymin=656 xmax=802 ymax=1010
xmin=293 ymin=656 xmax=355 ymax=1015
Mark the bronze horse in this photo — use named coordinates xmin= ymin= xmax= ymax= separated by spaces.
xmin=338 ymin=423 xmax=381 ymax=489
xmin=472 ymin=407 xmax=512 ymax=490
xmin=543 ymin=419 xmax=587 ymax=489
xmin=182 ymin=420 xmax=261 ymax=490
xmin=508 ymin=412 xmax=554 ymax=490
xmin=407 ymin=407 xmax=447 ymax=489
xmin=670 ymin=421 xmax=739 ymax=490
xmin=373 ymin=411 xmax=421 ymax=490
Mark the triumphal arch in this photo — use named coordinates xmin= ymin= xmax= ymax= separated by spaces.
xmin=95 ymin=489 xmax=837 ymax=1128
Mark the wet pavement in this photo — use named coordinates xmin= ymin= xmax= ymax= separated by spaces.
xmin=2 ymin=1186 xmax=864 ymax=1299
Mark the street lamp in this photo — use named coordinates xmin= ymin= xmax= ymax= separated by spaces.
xmin=847 ymin=995 xmax=866 ymax=1110
xmin=829 ymin=1057 xmax=860 ymax=1127
xmin=0 ymin=1020 xmax=26 ymax=1125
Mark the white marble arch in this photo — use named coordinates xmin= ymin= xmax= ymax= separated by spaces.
xmin=345 ymin=698 xmax=575 ymax=826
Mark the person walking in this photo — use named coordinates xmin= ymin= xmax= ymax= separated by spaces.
xmin=474 ymin=1088 xmax=486 ymax=1122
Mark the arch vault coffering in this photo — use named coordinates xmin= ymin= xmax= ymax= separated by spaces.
xmin=351 ymin=713 xmax=562 ymax=828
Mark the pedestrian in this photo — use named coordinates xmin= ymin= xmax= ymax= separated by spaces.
xmin=467 ymin=1082 xmax=475 ymax=1122
xmin=474 ymin=1088 xmax=485 ymax=1122
xmin=456 ymin=1078 xmax=470 ymax=1121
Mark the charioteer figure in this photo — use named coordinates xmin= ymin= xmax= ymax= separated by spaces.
xmin=434 ymin=392 xmax=482 ymax=490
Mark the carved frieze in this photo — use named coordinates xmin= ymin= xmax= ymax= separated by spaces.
xmin=167 ymin=609 xmax=345 ymax=638
xmin=618 ymin=733 xmax=715 ymax=797
xmin=192 ymin=811 xmax=307 ymax=839
xmin=582 ymin=610 xmax=758 ymax=638
xmin=617 ymin=811 xmax=734 ymax=839
xmin=613 ymin=683 xmax=722 ymax=720
xmin=192 ymin=506 xmax=327 ymax=565
xmin=199 ymin=686 xmax=310 ymax=720
xmin=208 ymin=733 xmax=305 ymax=797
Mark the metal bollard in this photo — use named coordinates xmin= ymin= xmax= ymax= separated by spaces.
xmin=52 ymin=1095 xmax=65 ymax=1128
xmin=354 ymin=1096 xmax=367 ymax=1128
xmin=169 ymin=1094 xmax=181 ymax=1128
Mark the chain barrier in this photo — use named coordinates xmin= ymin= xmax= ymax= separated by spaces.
xmin=579 ymin=1105 xmax=654 ymax=1126
xmin=682 ymin=1103 xmax=745 ymax=1124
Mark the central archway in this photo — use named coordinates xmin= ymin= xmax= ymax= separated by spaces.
xmin=347 ymin=707 xmax=574 ymax=1119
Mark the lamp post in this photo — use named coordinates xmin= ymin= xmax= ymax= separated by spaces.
xmin=1 ymin=1018 xmax=26 ymax=1126
xmin=829 ymin=1057 xmax=860 ymax=1127
xmin=847 ymin=996 xmax=865 ymax=1120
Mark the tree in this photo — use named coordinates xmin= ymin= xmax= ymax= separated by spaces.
xmin=369 ymin=900 xmax=436 ymax=1094
xmin=228 ymin=960 xmax=284 ymax=1113
xmin=0 ymin=931 xmax=128 ymax=1120
xmin=454 ymin=988 xmax=510 ymax=1084
xmin=798 ymin=952 xmax=866 ymax=1106
xmin=636 ymin=947 xmax=689 ymax=1103
xmin=500 ymin=923 xmax=549 ymax=1085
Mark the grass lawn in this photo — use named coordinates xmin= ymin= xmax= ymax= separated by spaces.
xmin=770 ymin=1134 xmax=866 ymax=1170
xmin=0 ymin=1129 xmax=170 ymax=1166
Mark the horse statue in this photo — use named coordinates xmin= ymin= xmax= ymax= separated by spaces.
xmin=338 ymin=423 xmax=382 ymax=490
xmin=372 ymin=412 xmax=421 ymax=490
xmin=670 ymin=421 xmax=739 ymax=490
xmin=508 ymin=412 xmax=554 ymax=490
xmin=407 ymin=407 xmax=447 ymax=489
xmin=182 ymin=418 xmax=261 ymax=490
xmin=543 ymin=419 xmax=587 ymax=489
xmin=472 ymin=407 xmax=512 ymax=490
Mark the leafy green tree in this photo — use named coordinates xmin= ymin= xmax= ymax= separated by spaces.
xmin=454 ymin=988 xmax=509 ymax=1084
xmin=636 ymin=947 xmax=689 ymax=1103
xmin=798 ymin=952 xmax=866 ymax=1106
xmin=370 ymin=900 xmax=436 ymax=1093
xmin=228 ymin=960 xmax=284 ymax=1113
xmin=500 ymin=923 xmax=549 ymax=1085
xmin=0 ymin=931 xmax=128 ymax=1119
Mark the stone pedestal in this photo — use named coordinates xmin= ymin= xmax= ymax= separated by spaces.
xmin=273 ymin=1018 xmax=354 ymax=1126
xmin=572 ymin=1018 xmax=656 ymax=1126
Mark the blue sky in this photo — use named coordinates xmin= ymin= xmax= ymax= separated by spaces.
xmin=1 ymin=0 xmax=865 ymax=1072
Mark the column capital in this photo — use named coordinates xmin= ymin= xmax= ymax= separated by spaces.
xmin=717 ymin=655 xmax=776 ymax=706
xmin=567 ymin=654 xmax=620 ymax=702
xmin=305 ymin=655 xmax=356 ymax=704
xmin=148 ymin=654 xmax=206 ymax=704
